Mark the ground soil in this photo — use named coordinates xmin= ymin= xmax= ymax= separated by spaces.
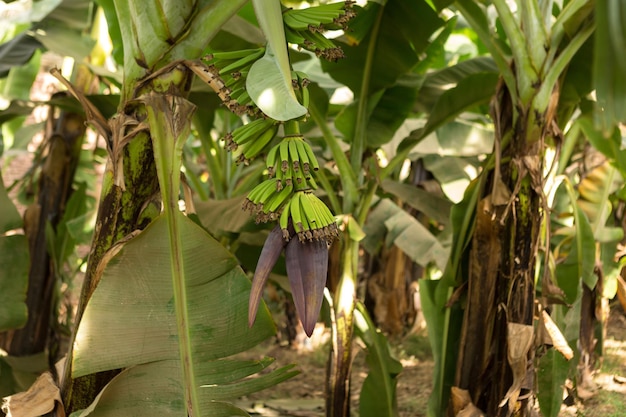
xmin=235 ymin=304 xmax=626 ymax=417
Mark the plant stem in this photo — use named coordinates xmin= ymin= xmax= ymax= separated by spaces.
xmin=350 ymin=4 xmax=384 ymax=184
xmin=356 ymin=179 xmax=378 ymax=225
xmin=315 ymin=167 xmax=342 ymax=215
xmin=493 ymin=0 xmax=537 ymax=103
xmin=326 ymin=234 xmax=359 ymax=417
xmin=284 ymin=119 xmax=301 ymax=136
xmin=309 ymin=100 xmax=357 ymax=213
xmin=200 ymin=132 xmax=225 ymax=200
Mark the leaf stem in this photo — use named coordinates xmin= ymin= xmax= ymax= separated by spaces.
xmin=493 ymin=0 xmax=537 ymax=103
xmin=144 ymin=93 xmax=200 ymax=415
xmin=456 ymin=0 xmax=516 ymax=97
xmin=351 ymin=4 xmax=385 ymax=183
xmin=536 ymin=21 xmax=594 ymax=114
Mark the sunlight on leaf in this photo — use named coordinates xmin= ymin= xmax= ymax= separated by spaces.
xmin=246 ymin=48 xmax=307 ymax=121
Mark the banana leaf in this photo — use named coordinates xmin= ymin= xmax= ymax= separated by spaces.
xmin=0 ymin=177 xmax=28 ymax=332
xmin=70 ymin=94 xmax=297 ymax=416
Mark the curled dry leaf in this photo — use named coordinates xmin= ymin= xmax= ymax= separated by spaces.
xmin=499 ymin=323 xmax=533 ymax=409
xmin=1 ymin=372 xmax=63 ymax=417
xmin=450 ymin=387 xmax=486 ymax=417
xmin=541 ymin=310 xmax=574 ymax=360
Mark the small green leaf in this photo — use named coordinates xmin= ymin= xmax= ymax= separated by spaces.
xmin=537 ymin=350 xmax=570 ymax=417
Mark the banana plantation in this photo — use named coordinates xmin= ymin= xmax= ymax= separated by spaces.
xmin=2 ymin=0 xmax=626 ymax=416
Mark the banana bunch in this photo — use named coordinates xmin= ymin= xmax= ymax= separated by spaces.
xmin=283 ymin=1 xmax=356 ymax=61
xmin=266 ymin=135 xmax=319 ymax=190
xmin=202 ymin=47 xmax=266 ymax=115
xmin=243 ymin=178 xmax=293 ymax=223
xmin=224 ymin=118 xmax=278 ymax=164
xmin=280 ymin=191 xmax=339 ymax=243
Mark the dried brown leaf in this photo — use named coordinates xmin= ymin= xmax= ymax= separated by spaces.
xmin=1 ymin=372 xmax=63 ymax=417
xmin=541 ymin=310 xmax=574 ymax=360
xmin=499 ymin=323 xmax=533 ymax=409
xmin=450 ymin=387 xmax=486 ymax=417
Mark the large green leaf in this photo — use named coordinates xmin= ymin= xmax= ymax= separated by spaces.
xmin=0 ymin=235 xmax=29 ymax=332
xmin=0 ymin=33 xmax=42 ymax=77
xmin=72 ymin=214 xmax=276 ymax=371
xmin=554 ymin=184 xmax=597 ymax=300
xmin=380 ymin=179 xmax=452 ymax=226
xmin=72 ymin=93 xmax=295 ymax=416
xmin=362 ymin=199 xmax=449 ymax=270
xmin=537 ymin=350 xmax=570 ymax=417
xmin=579 ymin=117 xmax=626 ymax=177
xmin=334 ymin=77 xmax=422 ymax=147
xmin=72 ymin=359 xmax=295 ymax=417
xmin=593 ymin=0 xmax=626 ymax=134
xmin=415 ymin=57 xmax=497 ymax=113
xmin=400 ymin=72 xmax=498 ymax=153
xmin=323 ymin=0 xmax=443 ymax=95
xmin=0 ymin=176 xmax=28 ymax=332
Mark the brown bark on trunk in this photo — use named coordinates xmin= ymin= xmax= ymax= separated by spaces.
xmin=0 ymin=99 xmax=85 ymax=361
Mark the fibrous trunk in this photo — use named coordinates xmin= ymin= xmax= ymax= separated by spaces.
xmin=451 ymin=80 xmax=545 ymax=416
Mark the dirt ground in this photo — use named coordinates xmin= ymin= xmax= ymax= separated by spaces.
xmin=235 ymin=304 xmax=626 ymax=417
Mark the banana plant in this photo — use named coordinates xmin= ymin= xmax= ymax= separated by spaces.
xmin=419 ymin=1 xmax=625 ymax=416
xmin=52 ymin=0 xmax=311 ymax=414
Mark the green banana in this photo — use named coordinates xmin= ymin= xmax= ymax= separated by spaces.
xmin=210 ymin=48 xmax=264 ymax=61
xmin=299 ymin=197 xmax=313 ymax=241
xmin=293 ymin=161 xmax=306 ymax=187
xmin=219 ymin=48 xmax=265 ymax=74
xmin=243 ymin=123 xmax=278 ymax=160
xmin=279 ymin=140 xmax=290 ymax=173
xmin=283 ymin=161 xmax=294 ymax=188
xmin=290 ymin=191 xmax=304 ymax=235
xmin=300 ymin=192 xmax=319 ymax=227
xmin=294 ymin=138 xmax=311 ymax=173
xmin=288 ymin=138 xmax=300 ymax=171
xmin=279 ymin=198 xmax=292 ymax=234
xmin=246 ymin=178 xmax=278 ymax=206
xmin=302 ymin=140 xmax=320 ymax=171
xmin=231 ymin=118 xmax=273 ymax=146
xmin=284 ymin=26 xmax=307 ymax=45
xmin=245 ymin=179 xmax=278 ymax=215
xmin=266 ymin=143 xmax=280 ymax=176
xmin=265 ymin=182 xmax=293 ymax=214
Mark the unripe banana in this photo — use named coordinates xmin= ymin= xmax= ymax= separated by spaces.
xmin=266 ymin=143 xmax=280 ymax=177
xmin=290 ymin=191 xmax=304 ymax=235
xmin=288 ymin=138 xmax=300 ymax=171
xmin=243 ymin=123 xmax=278 ymax=160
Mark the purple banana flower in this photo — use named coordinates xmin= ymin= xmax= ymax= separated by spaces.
xmin=248 ymin=224 xmax=329 ymax=337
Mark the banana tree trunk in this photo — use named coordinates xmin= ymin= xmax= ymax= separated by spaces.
xmin=450 ymin=79 xmax=547 ymax=416
xmin=0 ymin=93 xmax=86 ymax=357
